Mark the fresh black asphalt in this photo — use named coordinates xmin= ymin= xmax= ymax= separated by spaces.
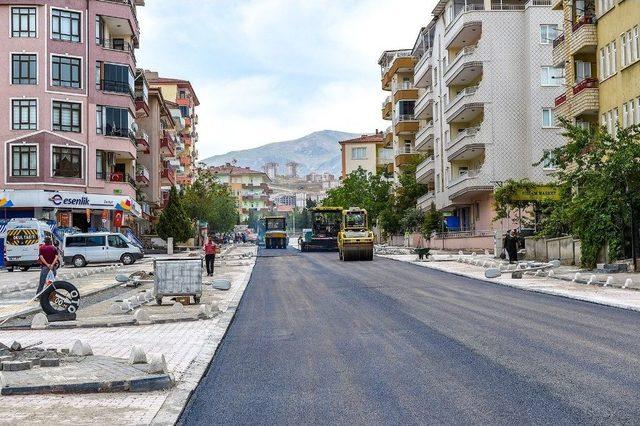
xmin=179 ymin=247 xmax=640 ymax=425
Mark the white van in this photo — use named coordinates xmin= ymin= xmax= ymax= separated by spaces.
xmin=3 ymin=219 xmax=55 ymax=272
xmin=63 ymin=232 xmax=144 ymax=268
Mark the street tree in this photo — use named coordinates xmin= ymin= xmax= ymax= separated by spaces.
xmin=182 ymin=173 xmax=239 ymax=234
xmin=539 ymin=121 xmax=640 ymax=268
xmin=323 ymin=167 xmax=393 ymax=220
xmin=157 ymin=186 xmax=193 ymax=243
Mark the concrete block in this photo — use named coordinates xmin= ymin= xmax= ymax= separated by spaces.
xmin=587 ymin=274 xmax=597 ymax=285
xmin=172 ymin=302 xmax=184 ymax=312
xmin=624 ymin=278 xmax=633 ymax=289
xmin=70 ymin=340 xmax=90 ymax=356
xmin=82 ymin=343 xmax=93 ymax=356
xmin=134 ymin=309 xmax=151 ymax=323
xmin=31 ymin=313 xmax=49 ymax=330
xmin=146 ymin=353 xmax=168 ymax=374
xmin=2 ymin=361 xmax=31 ymax=371
xmin=573 ymin=273 xmax=581 ymax=282
xmin=40 ymin=358 xmax=60 ymax=368
xmin=211 ymin=279 xmax=231 ymax=291
xmin=129 ymin=346 xmax=147 ymax=364
xmin=10 ymin=341 xmax=22 ymax=351
xmin=137 ymin=292 xmax=147 ymax=303
xmin=604 ymin=276 xmax=614 ymax=287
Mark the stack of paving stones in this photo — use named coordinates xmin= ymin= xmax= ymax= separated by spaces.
xmin=0 ymin=340 xmax=173 ymax=395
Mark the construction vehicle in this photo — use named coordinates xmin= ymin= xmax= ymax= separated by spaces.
xmin=263 ymin=216 xmax=288 ymax=249
xmin=299 ymin=206 xmax=343 ymax=252
xmin=338 ymin=207 xmax=374 ymax=261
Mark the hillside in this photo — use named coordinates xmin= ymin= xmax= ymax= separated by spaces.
xmin=200 ymin=130 xmax=360 ymax=176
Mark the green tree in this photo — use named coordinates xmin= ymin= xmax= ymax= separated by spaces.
xmin=395 ymin=157 xmax=428 ymax=211
xmin=400 ymin=208 xmax=424 ymax=233
xmin=422 ymin=202 xmax=445 ymax=237
xmin=182 ymin=173 xmax=238 ymax=234
xmin=157 ymin=186 xmax=193 ymax=243
xmin=538 ymin=121 xmax=640 ymax=268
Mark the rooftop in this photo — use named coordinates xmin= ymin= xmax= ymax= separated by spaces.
xmin=339 ymin=132 xmax=384 ymax=145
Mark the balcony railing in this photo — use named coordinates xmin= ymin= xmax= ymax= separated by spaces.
xmin=380 ymin=50 xmax=413 ymax=76
xmin=381 ymin=95 xmax=391 ymax=108
xmin=446 ymin=85 xmax=479 ymax=112
xmin=136 ymin=167 xmax=150 ymax=185
xmin=161 ymin=136 xmax=175 ymax=156
xmin=552 ymin=33 xmax=565 ymax=48
xmin=444 ymin=45 xmax=478 ymax=75
xmin=104 ymin=127 xmax=136 ymax=147
xmin=105 ymin=171 xmax=136 ymax=187
xmin=572 ymin=15 xmax=595 ymax=32
xmin=417 ymin=191 xmax=436 ymax=208
xmin=392 ymin=80 xmax=415 ymax=93
xmin=449 ymin=169 xmax=481 ymax=186
xmin=446 ymin=4 xmax=485 ymax=30
xmin=555 ymin=93 xmax=567 ymax=107
xmin=393 ymin=114 xmax=417 ymax=124
xmin=490 ymin=3 xmax=525 ymax=10
xmin=98 ymin=79 xmax=134 ymax=98
xmin=415 ymin=48 xmax=433 ymax=72
xmin=98 ymin=38 xmax=135 ymax=59
xmin=448 ymin=126 xmax=481 ymax=149
xmin=572 ymin=77 xmax=598 ymax=95
xmin=395 ymin=147 xmax=418 ymax=155
xmin=415 ymin=121 xmax=434 ymax=142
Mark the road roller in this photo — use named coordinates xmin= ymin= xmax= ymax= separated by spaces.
xmin=338 ymin=207 xmax=374 ymax=261
xmin=299 ymin=206 xmax=343 ymax=252
xmin=264 ymin=216 xmax=288 ymax=249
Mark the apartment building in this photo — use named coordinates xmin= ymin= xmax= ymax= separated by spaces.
xmin=552 ymin=0 xmax=640 ymax=132
xmin=0 ymin=0 xmax=147 ymax=232
xmin=378 ymin=50 xmax=420 ymax=183
xmin=339 ymin=132 xmax=393 ymax=179
xmin=208 ymin=164 xmax=273 ymax=222
xmin=146 ymin=74 xmax=200 ymax=187
xmin=383 ymin=0 xmax=564 ymax=236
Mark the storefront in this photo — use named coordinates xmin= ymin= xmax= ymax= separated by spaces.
xmin=0 ymin=190 xmax=142 ymax=232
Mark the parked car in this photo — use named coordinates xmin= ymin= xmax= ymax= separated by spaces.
xmin=3 ymin=218 xmax=55 ymax=272
xmin=63 ymin=232 xmax=143 ymax=268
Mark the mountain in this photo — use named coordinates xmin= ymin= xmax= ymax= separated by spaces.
xmin=200 ymin=130 xmax=361 ymax=176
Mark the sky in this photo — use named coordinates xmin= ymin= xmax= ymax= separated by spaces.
xmin=137 ymin=0 xmax=436 ymax=158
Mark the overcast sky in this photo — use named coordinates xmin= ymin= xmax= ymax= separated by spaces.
xmin=137 ymin=0 xmax=436 ymax=158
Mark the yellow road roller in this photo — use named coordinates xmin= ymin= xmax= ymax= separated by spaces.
xmin=338 ymin=207 xmax=374 ymax=261
xmin=264 ymin=216 xmax=288 ymax=249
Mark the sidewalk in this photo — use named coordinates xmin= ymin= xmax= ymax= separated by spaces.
xmin=0 ymin=244 xmax=257 ymax=425
xmin=378 ymin=253 xmax=640 ymax=312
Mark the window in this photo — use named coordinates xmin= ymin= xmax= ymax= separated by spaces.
xmin=542 ymin=108 xmax=555 ymax=127
xmin=575 ymin=61 xmax=592 ymax=82
xmin=351 ymin=147 xmax=366 ymax=160
xmin=95 ymin=16 xmax=104 ymax=45
xmin=12 ymin=99 xmax=37 ymax=130
xmin=540 ymin=25 xmax=558 ymax=44
xmin=108 ymin=235 xmax=128 ymax=248
xmin=541 ymin=66 xmax=564 ymax=86
xmin=630 ymin=99 xmax=637 ymax=126
xmin=96 ymin=150 xmax=108 ymax=180
xmin=98 ymin=63 xmax=134 ymax=95
xmin=634 ymin=27 xmax=640 ymax=63
xmin=11 ymin=54 xmax=37 ymax=85
xmin=52 ymin=101 xmax=81 ymax=133
xmin=179 ymin=106 xmax=190 ymax=118
xmin=621 ymin=32 xmax=629 ymax=67
xmin=542 ymin=152 xmax=557 ymax=170
xmin=85 ymin=236 xmax=105 ymax=247
xmin=11 ymin=7 xmax=36 ymax=37
xmin=65 ymin=236 xmax=86 ymax=247
xmin=610 ymin=41 xmax=617 ymax=74
xmin=600 ymin=48 xmax=607 ymax=79
xmin=179 ymin=90 xmax=187 ymax=99
xmin=52 ymin=146 xmax=82 ymax=178
xmin=51 ymin=9 xmax=81 ymax=42
xmin=96 ymin=106 xmax=134 ymax=137
xmin=11 ymin=145 xmax=37 ymax=177
xmin=52 ymin=56 xmax=81 ymax=88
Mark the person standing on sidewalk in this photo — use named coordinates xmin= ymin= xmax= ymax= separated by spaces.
xmin=37 ymin=237 xmax=59 ymax=296
xmin=203 ymin=236 xmax=218 ymax=277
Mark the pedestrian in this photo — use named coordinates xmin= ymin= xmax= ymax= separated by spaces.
xmin=506 ymin=229 xmax=519 ymax=264
xmin=203 ymin=236 xmax=218 ymax=277
xmin=37 ymin=236 xmax=59 ymax=297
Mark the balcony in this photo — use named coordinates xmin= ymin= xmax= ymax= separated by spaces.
xmin=381 ymin=96 xmax=392 ymax=120
xmin=393 ymin=81 xmax=419 ymax=104
xmin=135 ymin=130 xmax=150 ymax=153
xmin=554 ymin=92 xmax=570 ymax=122
xmin=444 ymin=45 xmax=483 ymax=86
xmin=417 ymin=191 xmax=436 ymax=210
xmin=180 ymin=156 xmax=192 ymax=167
xmin=380 ymin=50 xmax=416 ymax=90
xmin=383 ymin=126 xmax=393 ymax=146
xmin=570 ymin=16 xmax=597 ymax=55
xmin=98 ymin=79 xmax=134 ymax=98
xmin=104 ymin=127 xmax=137 ymax=150
xmin=446 ymin=126 xmax=485 ymax=162
xmin=445 ymin=86 xmax=484 ymax=124
xmin=393 ymin=114 xmax=419 ymax=135
xmin=136 ymin=166 xmax=150 ymax=186
xmin=415 ymin=88 xmax=434 ymax=119
xmin=394 ymin=147 xmax=420 ymax=168
xmin=97 ymin=38 xmax=136 ymax=61
xmin=415 ymin=121 xmax=434 ymax=152
xmin=447 ymin=169 xmax=493 ymax=201
xmin=160 ymin=134 xmax=176 ymax=157
xmin=414 ymin=49 xmax=433 ymax=88
xmin=571 ymin=78 xmax=599 ymax=117
xmin=416 ymin=155 xmax=435 ymax=183
xmin=551 ymin=0 xmax=563 ymax=10
xmin=161 ymin=165 xmax=176 ymax=186
xmin=552 ymin=33 xmax=567 ymax=67
xmin=445 ymin=5 xmax=483 ymax=50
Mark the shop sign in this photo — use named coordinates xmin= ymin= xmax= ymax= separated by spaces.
xmin=512 ymin=186 xmax=562 ymax=202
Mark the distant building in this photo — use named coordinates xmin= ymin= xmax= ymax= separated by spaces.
xmin=263 ymin=162 xmax=279 ymax=180
xmin=208 ymin=164 xmax=272 ymax=221
xmin=285 ymin=162 xmax=300 ymax=178
xmin=339 ymin=132 xmax=392 ymax=179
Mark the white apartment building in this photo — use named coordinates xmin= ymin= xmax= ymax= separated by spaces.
xmin=408 ymin=0 xmax=564 ymax=232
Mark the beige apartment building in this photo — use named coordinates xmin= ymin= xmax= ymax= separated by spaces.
xmin=339 ymin=132 xmax=393 ymax=179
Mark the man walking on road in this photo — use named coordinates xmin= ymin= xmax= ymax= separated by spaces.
xmin=37 ymin=236 xmax=59 ymax=296
xmin=203 ymin=236 xmax=218 ymax=277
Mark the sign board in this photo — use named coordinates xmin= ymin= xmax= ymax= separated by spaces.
xmin=512 ymin=186 xmax=562 ymax=202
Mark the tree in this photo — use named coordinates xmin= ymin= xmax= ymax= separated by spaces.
xmin=538 ymin=121 xmax=640 ymax=268
xmin=157 ymin=186 xmax=193 ymax=243
xmin=400 ymin=208 xmax=424 ymax=233
xmin=182 ymin=173 xmax=238 ymax=234
xmin=394 ymin=156 xmax=428 ymax=212
xmin=422 ymin=202 xmax=445 ymax=237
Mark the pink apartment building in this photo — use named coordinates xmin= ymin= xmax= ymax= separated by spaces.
xmin=0 ymin=0 xmax=146 ymax=232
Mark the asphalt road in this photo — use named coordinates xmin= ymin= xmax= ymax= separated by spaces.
xmin=179 ymin=248 xmax=640 ymax=425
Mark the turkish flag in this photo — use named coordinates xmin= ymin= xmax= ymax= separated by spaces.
xmin=114 ymin=211 xmax=123 ymax=228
